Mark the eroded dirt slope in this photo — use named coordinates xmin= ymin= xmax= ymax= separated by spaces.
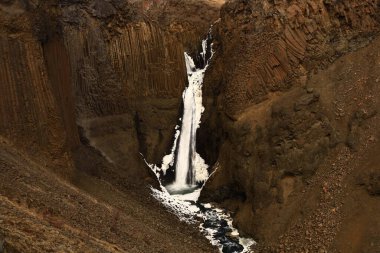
xmin=0 ymin=137 xmax=217 ymax=253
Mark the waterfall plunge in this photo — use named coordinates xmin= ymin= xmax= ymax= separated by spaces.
xmin=144 ymin=33 xmax=212 ymax=193
xmin=146 ymin=32 xmax=256 ymax=253
xmin=166 ymin=39 xmax=211 ymax=193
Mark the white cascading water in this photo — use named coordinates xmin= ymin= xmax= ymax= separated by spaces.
xmin=167 ymin=44 xmax=209 ymax=191
xmin=145 ymin=42 xmax=209 ymax=188
xmin=172 ymin=55 xmax=195 ymax=187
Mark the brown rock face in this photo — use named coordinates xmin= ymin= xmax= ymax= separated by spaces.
xmin=134 ymin=0 xmax=225 ymax=52
xmin=63 ymin=17 xmax=187 ymax=172
xmin=199 ymin=0 xmax=380 ymax=251
xmin=204 ymin=0 xmax=379 ymax=115
xmin=0 ymin=0 xmax=191 ymax=180
xmin=0 ymin=23 xmax=76 ymax=178
xmin=0 ymin=0 xmax=222 ymax=252
xmin=0 ymin=0 xmax=225 ymax=183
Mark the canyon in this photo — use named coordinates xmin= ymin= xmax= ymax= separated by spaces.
xmin=0 ymin=0 xmax=379 ymax=252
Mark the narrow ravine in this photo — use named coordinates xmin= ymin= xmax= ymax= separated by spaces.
xmin=146 ymin=31 xmax=255 ymax=253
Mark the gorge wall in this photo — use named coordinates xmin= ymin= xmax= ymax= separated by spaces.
xmin=1 ymin=0 xmax=380 ymax=252
xmin=199 ymin=0 xmax=380 ymax=252
xmin=0 ymin=0 xmax=229 ymax=188
xmin=0 ymin=4 xmax=76 ymax=178
xmin=0 ymin=0 xmax=221 ymax=184
xmin=132 ymin=0 xmax=224 ymax=52
xmin=0 ymin=0 xmax=223 ymax=252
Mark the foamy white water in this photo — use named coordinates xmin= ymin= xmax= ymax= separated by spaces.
xmin=169 ymin=42 xmax=210 ymax=191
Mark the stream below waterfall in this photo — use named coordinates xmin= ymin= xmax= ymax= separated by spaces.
xmin=146 ymin=31 xmax=255 ymax=253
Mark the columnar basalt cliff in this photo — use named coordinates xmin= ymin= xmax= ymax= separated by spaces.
xmin=204 ymin=0 xmax=379 ymax=116
xmin=0 ymin=0 xmax=198 ymax=179
xmin=199 ymin=0 xmax=380 ymax=252
xmin=0 ymin=0 xmax=221 ymax=252
xmin=63 ymin=15 xmax=188 ymax=174
xmin=0 ymin=8 xmax=76 ymax=178
xmin=0 ymin=0 xmax=222 ymax=179
xmin=132 ymin=0 xmax=224 ymax=52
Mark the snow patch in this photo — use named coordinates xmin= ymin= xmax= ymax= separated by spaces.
xmin=193 ymin=152 xmax=209 ymax=183
xmin=161 ymin=128 xmax=180 ymax=175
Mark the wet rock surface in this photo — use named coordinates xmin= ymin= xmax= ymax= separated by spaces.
xmin=201 ymin=209 xmax=244 ymax=253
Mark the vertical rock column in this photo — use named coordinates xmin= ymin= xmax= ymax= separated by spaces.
xmin=0 ymin=35 xmax=74 ymax=176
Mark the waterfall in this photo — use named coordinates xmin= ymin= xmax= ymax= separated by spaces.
xmin=167 ymin=35 xmax=212 ymax=192
xmin=145 ymin=30 xmax=256 ymax=253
